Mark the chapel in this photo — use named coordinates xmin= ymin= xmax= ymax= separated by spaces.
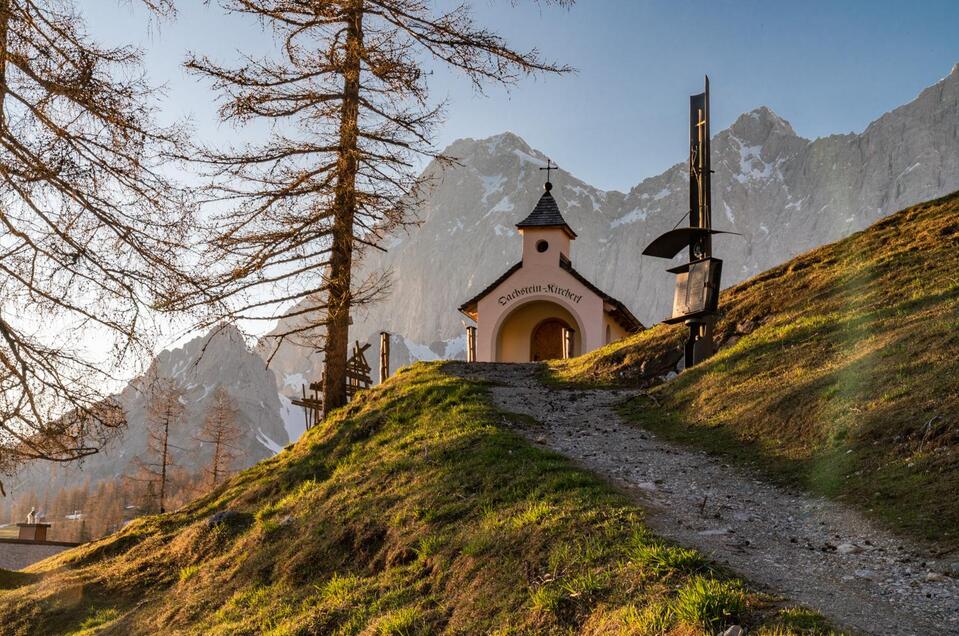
xmin=459 ymin=179 xmax=643 ymax=363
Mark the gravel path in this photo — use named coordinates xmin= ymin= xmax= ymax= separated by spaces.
xmin=448 ymin=362 xmax=959 ymax=636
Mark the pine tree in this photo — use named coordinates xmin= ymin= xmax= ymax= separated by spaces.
xmin=184 ymin=0 xmax=571 ymax=411
xmin=0 ymin=0 xmax=197 ymax=493
xmin=196 ymin=387 xmax=242 ymax=489
xmin=134 ymin=379 xmax=185 ymax=513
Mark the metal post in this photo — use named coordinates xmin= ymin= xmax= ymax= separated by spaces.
xmin=466 ymin=326 xmax=476 ymax=363
xmin=379 ymin=332 xmax=390 ymax=383
xmin=687 ymin=76 xmax=713 ymax=367
xmin=684 ymin=323 xmax=697 ymax=369
xmin=562 ymin=327 xmax=575 ymax=360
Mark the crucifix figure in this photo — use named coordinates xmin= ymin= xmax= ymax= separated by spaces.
xmin=539 ymin=158 xmax=557 ymax=187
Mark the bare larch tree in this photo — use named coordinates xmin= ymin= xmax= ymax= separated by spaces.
xmin=135 ymin=378 xmax=184 ymax=513
xmin=196 ymin=386 xmax=242 ymax=489
xmin=0 ymin=0 xmax=195 ymax=493
xmin=184 ymin=0 xmax=570 ymax=412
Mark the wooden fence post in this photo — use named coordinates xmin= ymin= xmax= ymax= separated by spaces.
xmin=466 ymin=326 xmax=477 ymax=363
xmin=379 ymin=332 xmax=390 ymax=383
xmin=562 ymin=327 xmax=575 ymax=360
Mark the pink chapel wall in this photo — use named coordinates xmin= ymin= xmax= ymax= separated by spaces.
xmin=476 ymin=260 xmax=606 ymax=362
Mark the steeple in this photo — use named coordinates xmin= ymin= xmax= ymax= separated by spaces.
xmin=516 ymin=180 xmax=577 ymax=239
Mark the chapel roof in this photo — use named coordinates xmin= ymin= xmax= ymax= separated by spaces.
xmin=515 ymin=183 xmax=577 ymax=238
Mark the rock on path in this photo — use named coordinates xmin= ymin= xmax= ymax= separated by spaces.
xmin=449 ymin=362 xmax=959 ymax=636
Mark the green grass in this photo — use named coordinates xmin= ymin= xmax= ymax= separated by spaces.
xmin=0 ymin=364 xmax=836 ymax=635
xmin=548 ymin=191 xmax=959 ymax=546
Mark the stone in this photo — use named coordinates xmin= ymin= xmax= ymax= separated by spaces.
xmin=854 ymin=569 xmax=876 ymax=580
xmin=736 ymin=319 xmax=758 ymax=335
xmin=665 ymin=371 xmax=678 ymax=381
xmin=723 ymin=627 xmax=745 ymax=636
xmin=925 ymin=571 xmax=947 ymax=583
xmin=206 ymin=510 xmax=248 ymax=529
xmin=836 ymin=542 xmax=864 ymax=555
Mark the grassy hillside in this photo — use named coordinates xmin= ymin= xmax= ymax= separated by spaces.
xmin=550 ymin=191 xmax=959 ymax=546
xmin=0 ymin=365 xmax=833 ymax=635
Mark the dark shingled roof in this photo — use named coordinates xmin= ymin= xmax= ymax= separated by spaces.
xmin=515 ymin=185 xmax=577 ymax=238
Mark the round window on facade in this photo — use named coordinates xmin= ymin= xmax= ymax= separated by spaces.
xmin=536 ymin=240 xmax=549 ymax=253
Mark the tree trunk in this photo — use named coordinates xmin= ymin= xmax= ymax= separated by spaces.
xmin=0 ymin=0 xmax=8 ymax=129
xmin=323 ymin=0 xmax=363 ymax=413
xmin=159 ymin=412 xmax=169 ymax=514
xmin=210 ymin=428 xmax=222 ymax=487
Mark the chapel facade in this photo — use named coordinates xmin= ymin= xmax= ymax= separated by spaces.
xmin=459 ymin=180 xmax=643 ymax=363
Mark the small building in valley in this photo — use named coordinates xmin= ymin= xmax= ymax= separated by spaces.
xmin=0 ymin=521 xmax=80 ymax=571
xmin=459 ymin=179 xmax=642 ymax=362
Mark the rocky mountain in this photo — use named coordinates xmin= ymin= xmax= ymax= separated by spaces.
xmin=6 ymin=325 xmax=297 ymax=505
xmin=262 ymin=64 xmax=959 ymax=397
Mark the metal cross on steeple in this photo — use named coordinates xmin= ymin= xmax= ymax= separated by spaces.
xmin=539 ymin=159 xmax=557 ymax=187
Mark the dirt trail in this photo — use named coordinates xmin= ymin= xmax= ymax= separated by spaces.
xmin=449 ymin=362 xmax=959 ymax=636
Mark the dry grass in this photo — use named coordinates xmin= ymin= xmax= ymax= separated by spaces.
xmin=0 ymin=365 xmax=837 ymax=635
xmin=550 ymin=191 xmax=959 ymax=546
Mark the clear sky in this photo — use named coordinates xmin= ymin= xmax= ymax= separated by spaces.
xmin=82 ymin=0 xmax=959 ymax=192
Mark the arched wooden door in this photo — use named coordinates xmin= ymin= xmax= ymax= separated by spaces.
xmin=530 ymin=318 xmax=570 ymax=361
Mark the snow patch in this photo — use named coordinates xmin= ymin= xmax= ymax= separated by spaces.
xmin=723 ymin=201 xmax=735 ymax=224
xmin=485 ymin=196 xmax=514 ymax=217
xmin=511 ymin=148 xmax=546 ymax=168
xmin=404 ymin=337 xmax=440 ymax=362
xmin=611 ymin=207 xmax=648 ymax=228
xmin=255 ymin=428 xmax=284 ymax=455
xmin=443 ymin=334 xmax=467 ymax=359
xmin=278 ymin=394 xmax=306 ymax=443
xmin=493 ymin=223 xmax=515 ymax=237
xmin=732 ymin=137 xmax=783 ymax=184
xmin=480 ymin=173 xmax=507 ymax=202
xmin=566 ymin=184 xmax=602 ymax=210
xmin=653 ymin=187 xmax=672 ymax=201
xmin=897 ymin=162 xmax=921 ymax=179
xmin=784 ymin=196 xmax=805 ymax=211
xmin=283 ymin=373 xmax=306 ymax=389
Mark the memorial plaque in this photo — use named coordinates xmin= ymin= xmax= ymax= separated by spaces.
xmin=667 ymin=257 xmax=723 ymax=322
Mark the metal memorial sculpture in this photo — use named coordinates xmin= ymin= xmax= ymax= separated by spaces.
xmin=643 ymin=77 xmax=735 ymax=368
xmin=292 ymin=341 xmax=374 ymax=429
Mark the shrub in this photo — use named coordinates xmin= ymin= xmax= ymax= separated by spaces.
xmin=630 ymin=541 xmax=706 ymax=577
xmin=673 ymin=576 xmax=746 ymax=631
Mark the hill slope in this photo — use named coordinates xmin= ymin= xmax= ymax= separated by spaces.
xmin=0 ymin=366 xmax=833 ymax=635
xmin=550 ymin=191 xmax=959 ymax=545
